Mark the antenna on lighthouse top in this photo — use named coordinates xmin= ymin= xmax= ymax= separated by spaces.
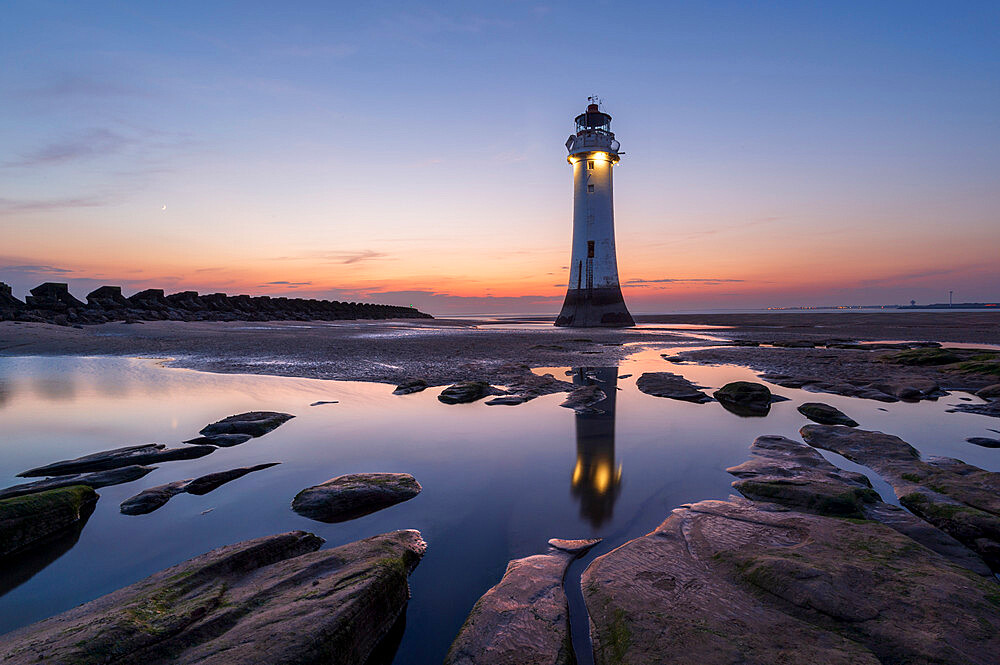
xmin=588 ymin=95 xmax=602 ymax=108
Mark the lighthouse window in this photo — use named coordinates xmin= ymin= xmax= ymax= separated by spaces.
xmin=587 ymin=160 xmax=595 ymax=170
xmin=587 ymin=184 xmax=595 ymax=193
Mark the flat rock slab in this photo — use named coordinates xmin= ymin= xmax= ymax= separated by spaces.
xmin=635 ymin=371 xmax=711 ymax=402
xmin=446 ymin=539 xmax=599 ymax=665
xmin=0 ymin=465 xmax=155 ymax=500
xmin=18 ymin=444 xmax=215 ymax=477
xmin=729 ymin=435 xmax=990 ymax=575
xmin=120 ymin=463 xmax=280 ymax=515
xmin=547 ymin=537 xmax=601 ymax=554
xmin=949 ymin=400 xmax=1000 ymax=418
xmin=797 ymin=402 xmax=859 ymax=426
xmin=393 ymin=378 xmax=429 ymax=395
xmin=0 ymin=529 xmax=426 ymax=665
xmin=292 ymin=473 xmax=421 ymax=523
xmin=438 ymin=381 xmax=500 ymax=404
xmin=0 ymin=485 xmax=97 ymax=557
xmin=583 ymin=497 xmax=1000 ymax=665
xmin=714 ymin=381 xmax=776 ymax=416
xmin=559 ymin=384 xmax=607 ymax=412
xmin=801 ymin=424 xmax=1000 ymax=570
xmin=199 ymin=411 xmax=294 ymax=437
xmin=967 ymin=436 xmax=1000 ymax=448
xmin=183 ymin=433 xmax=253 ymax=447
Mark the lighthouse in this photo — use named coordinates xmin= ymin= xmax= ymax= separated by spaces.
xmin=555 ymin=99 xmax=634 ymax=327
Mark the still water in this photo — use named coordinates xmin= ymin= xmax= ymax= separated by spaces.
xmin=1 ymin=349 xmax=998 ymax=663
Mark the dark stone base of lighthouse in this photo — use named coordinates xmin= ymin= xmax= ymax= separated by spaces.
xmin=555 ymin=287 xmax=635 ymax=327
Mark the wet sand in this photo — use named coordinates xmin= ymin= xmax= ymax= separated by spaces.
xmin=1 ymin=312 xmax=997 ymax=386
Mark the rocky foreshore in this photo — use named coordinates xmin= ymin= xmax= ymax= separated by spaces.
xmin=0 ymin=529 xmax=426 ymax=665
xmin=0 ymin=281 xmax=430 ymax=326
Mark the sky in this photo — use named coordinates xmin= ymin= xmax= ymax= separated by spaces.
xmin=2 ymin=1 xmax=998 ymax=314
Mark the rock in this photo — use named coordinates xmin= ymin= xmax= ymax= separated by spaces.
xmin=0 ymin=530 xmax=426 ymax=665
xmin=882 ymin=347 xmax=962 ymax=366
xmin=120 ymin=480 xmax=191 ymax=516
xmin=976 ymin=383 xmax=1000 ymax=399
xmin=120 ymin=463 xmax=281 ymax=515
xmin=797 ymin=402 xmax=859 ymax=426
xmin=728 ymin=435 xmax=990 ymax=575
xmin=438 ymin=381 xmax=499 ymax=404
xmin=583 ymin=497 xmax=1000 ymax=665
xmin=800 ymin=425 xmax=1000 ymax=570
xmin=728 ymin=435 xmax=879 ymax=518
xmin=292 ymin=473 xmax=421 ymax=523
xmin=185 ymin=463 xmax=280 ymax=495
xmin=18 ymin=443 xmax=215 ymax=478
xmin=547 ymin=537 xmax=601 ymax=554
xmin=0 ymin=486 xmax=98 ymax=557
xmin=445 ymin=539 xmax=599 ymax=665
xmin=199 ymin=411 xmax=294 ymax=437
xmin=868 ymin=378 xmax=944 ymax=401
xmin=183 ymin=433 xmax=253 ymax=447
xmin=635 ymin=371 xmax=711 ymax=402
xmin=393 ymin=378 xmax=429 ymax=395
xmin=713 ymin=381 xmax=773 ymax=416
xmin=491 ymin=366 xmax=574 ymax=404
xmin=485 ymin=395 xmax=528 ymax=406
xmin=949 ymin=400 xmax=1000 ymax=418
xmin=967 ymin=437 xmax=1000 ymax=448
xmin=772 ymin=339 xmax=816 ymax=348
xmin=0 ymin=465 xmax=156 ymax=500
xmin=559 ymin=384 xmax=606 ymax=412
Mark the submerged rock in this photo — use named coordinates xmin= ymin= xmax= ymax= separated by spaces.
xmin=635 ymin=371 xmax=711 ymax=402
xmin=120 ymin=463 xmax=280 ymax=515
xmin=485 ymin=395 xmax=528 ymax=406
xmin=199 ymin=411 xmax=294 ymax=437
xmin=0 ymin=486 xmax=97 ymax=557
xmin=292 ymin=473 xmax=421 ymax=523
xmin=445 ymin=538 xmax=600 ymax=665
xmin=18 ymin=443 xmax=215 ymax=477
xmin=583 ymin=497 xmax=1000 ymax=665
xmin=183 ymin=433 xmax=253 ymax=447
xmin=438 ymin=381 xmax=497 ymax=404
xmin=797 ymin=402 xmax=859 ymax=426
xmin=0 ymin=465 xmax=155 ymax=501
xmin=800 ymin=424 xmax=1000 ymax=570
xmin=967 ymin=437 xmax=1000 ymax=448
xmin=0 ymin=529 xmax=426 ymax=665
xmin=713 ymin=381 xmax=774 ymax=416
xmin=393 ymin=378 xmax=428 ymax=395
xmin=728 ymin=435 xmax=990 ymax=575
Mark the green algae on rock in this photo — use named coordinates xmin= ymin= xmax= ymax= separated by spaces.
xmin=0 ymin=529 xmax=426 ymax=665
xmin=0 ymin=485 xmax=97 ymax=557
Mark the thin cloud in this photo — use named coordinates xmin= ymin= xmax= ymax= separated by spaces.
xmin=625 ymin=278 xmax=746 ymax=285
xmin=263 ymin=281 xmax=313 ymax=287
xmin=0 ymin=196 xmax=108 ymax=214
xmin=5 ymin=129 xmax=131 ymax=168
xmin=25 ymin=74 xmax=149 ymax=99
xmin=0 ymin=264 xmax=74 ymax=274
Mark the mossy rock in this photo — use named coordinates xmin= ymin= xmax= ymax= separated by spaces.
xmin=0 ymin=485 xmax=97 ymax=557
xmin=882 ymin=348 xmax=962 ymax=366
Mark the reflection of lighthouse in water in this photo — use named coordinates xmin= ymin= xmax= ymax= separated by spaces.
xmin=570 ymin=366 xmax=622 ymax=527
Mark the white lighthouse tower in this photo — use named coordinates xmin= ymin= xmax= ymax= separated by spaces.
xmin=555 ymin=99 xmax=634 ymax=327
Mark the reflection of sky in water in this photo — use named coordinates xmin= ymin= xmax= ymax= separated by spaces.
xmin=0 ymin=353 xmax=997 ymax=663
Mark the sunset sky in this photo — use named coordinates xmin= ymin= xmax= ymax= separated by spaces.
xmin=2 ymin=1 xmax=998 ymax=314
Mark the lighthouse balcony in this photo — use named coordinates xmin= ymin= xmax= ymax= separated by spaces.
xmin=566 ymin=131 xmax=621 ymax=161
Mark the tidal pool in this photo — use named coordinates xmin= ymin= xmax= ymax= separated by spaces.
xmin=0 ymin=349 xmax=997 ymax=663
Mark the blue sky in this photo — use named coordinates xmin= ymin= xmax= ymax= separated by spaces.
xmin=2 ymin=1 xmax=998 ymax=313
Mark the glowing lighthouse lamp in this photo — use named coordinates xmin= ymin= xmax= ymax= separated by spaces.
xmin=555 ymin=98 xmax=634 ymax=327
